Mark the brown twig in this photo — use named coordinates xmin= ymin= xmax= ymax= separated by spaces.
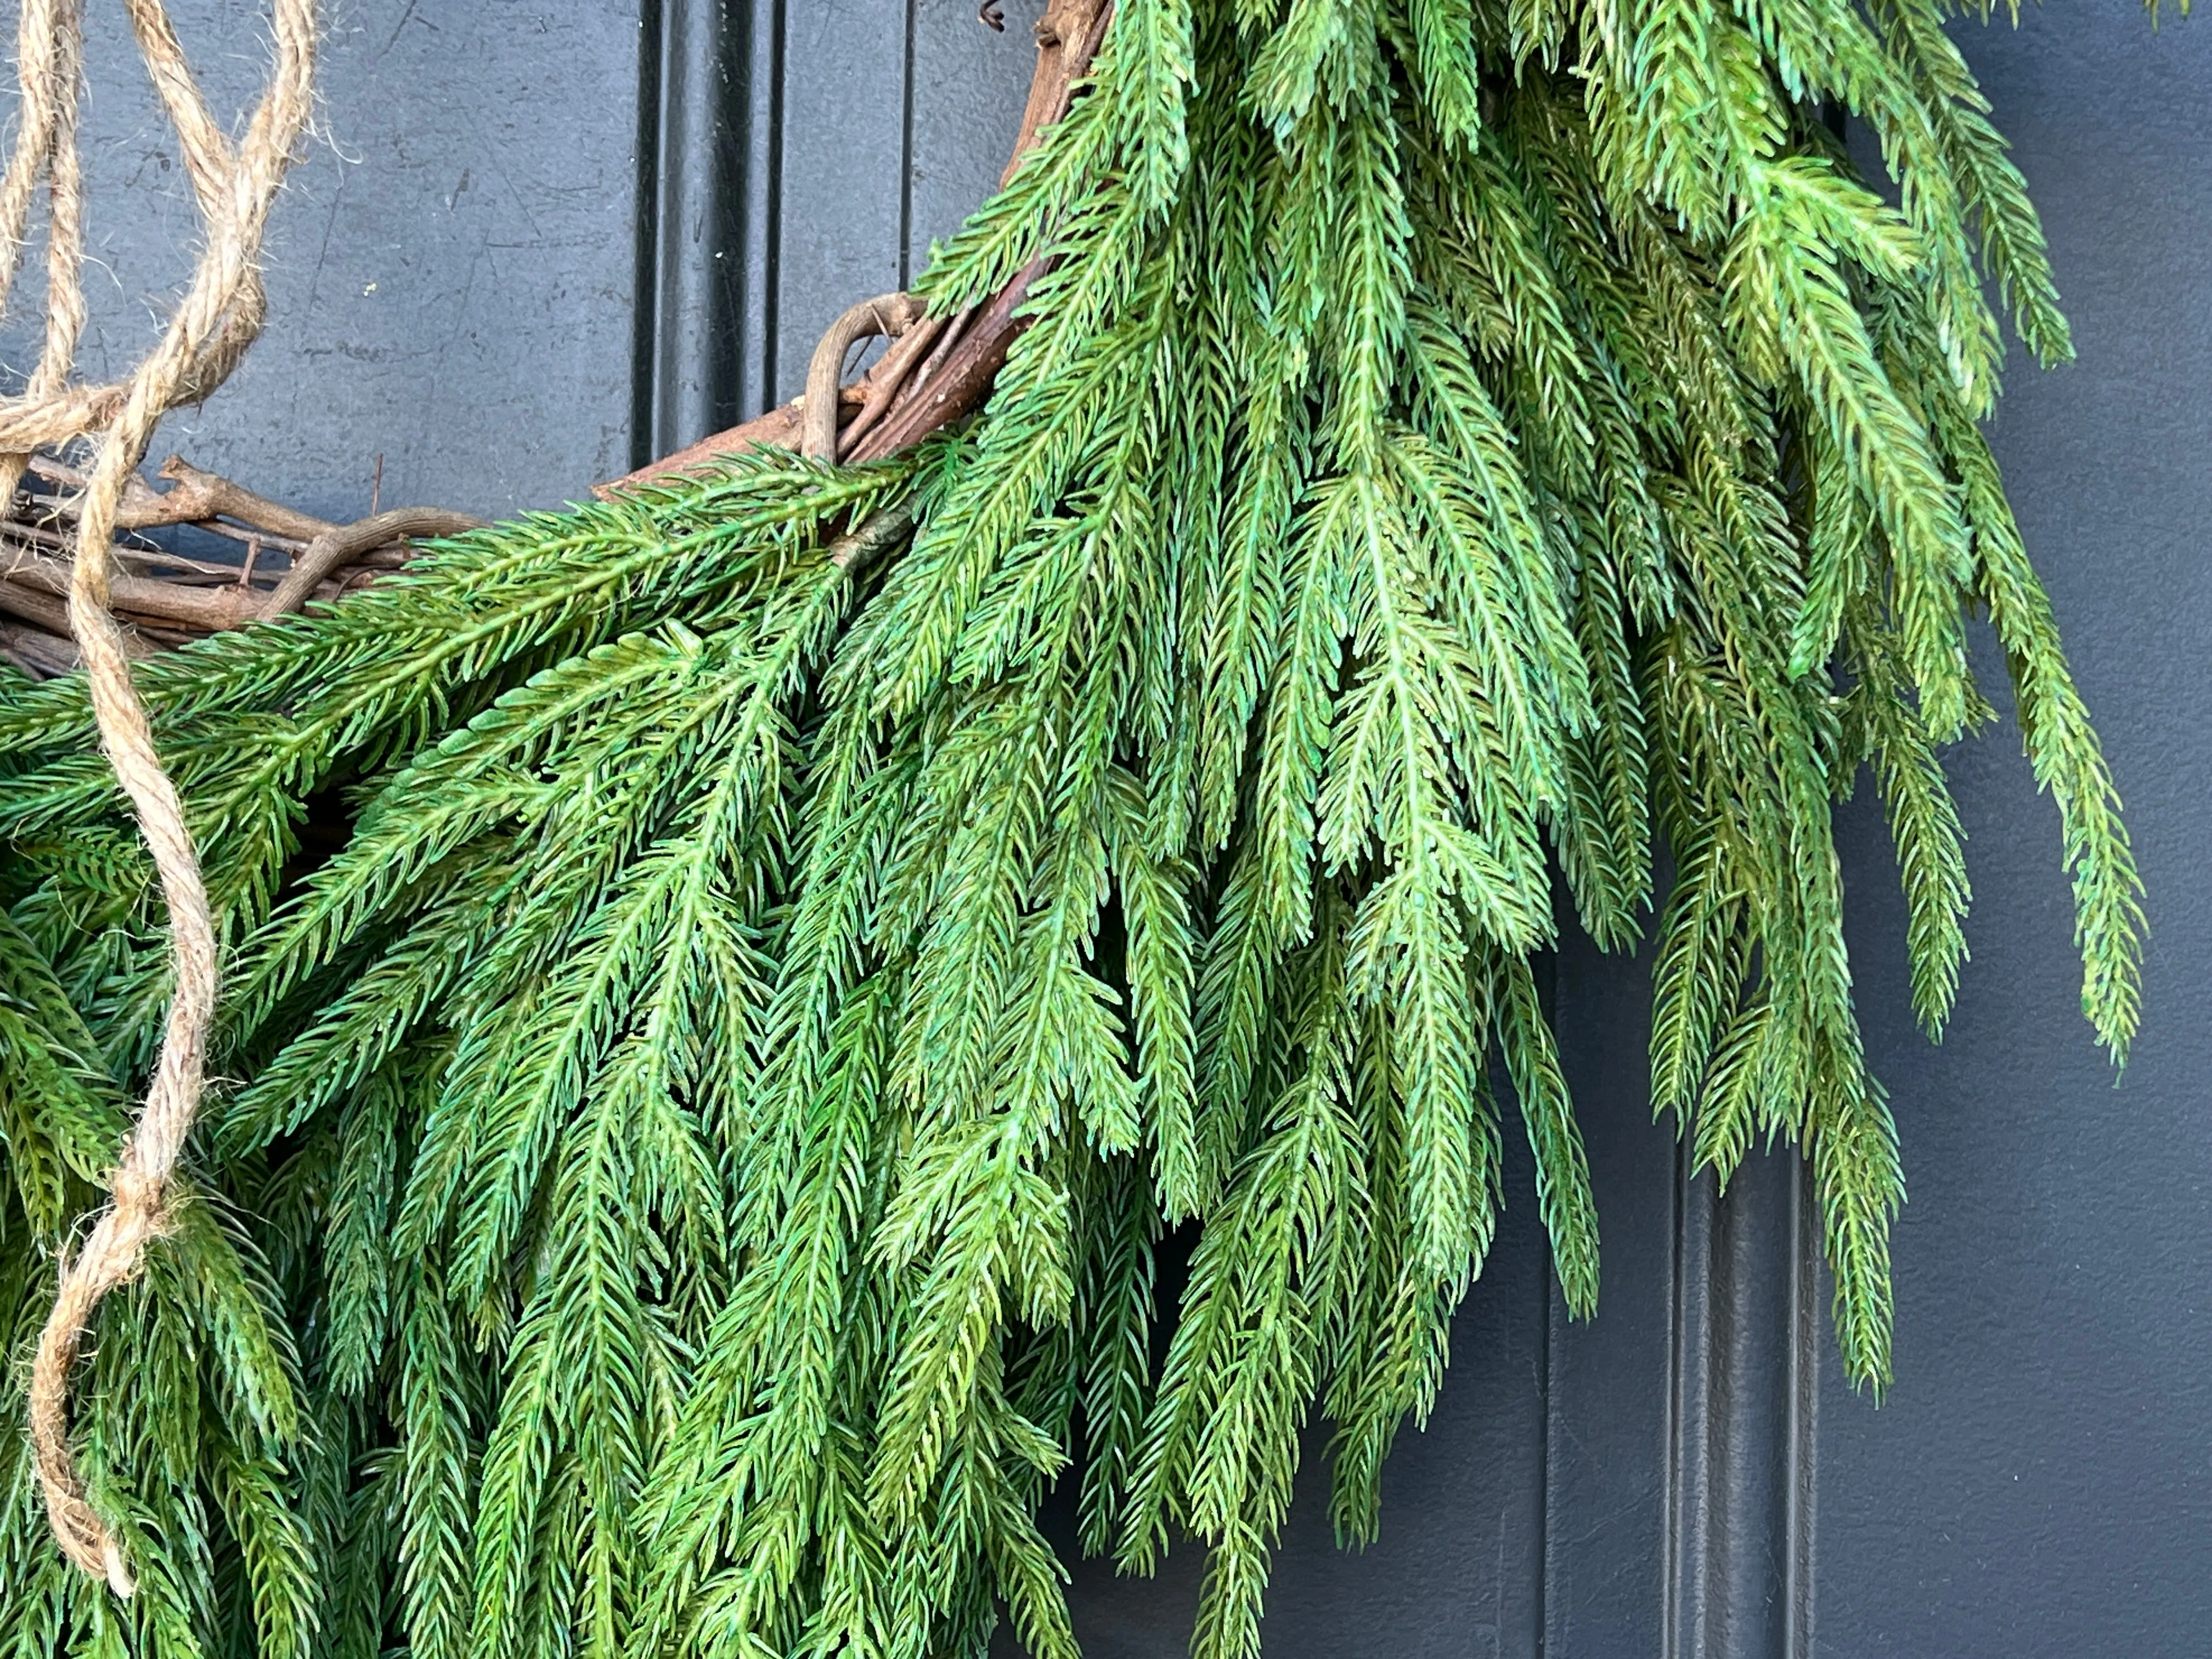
xmin=829 ymin=501 xmax=918 ymax=572
xmin=185 ymin=515 xmax=309 ymax=555
xmin=1003 ymin=0 xmax=1113 ymax=187
xmin=837 ymin=308 xmax=945 ymax=458
xmin=0 ymin=617 xmax=80 ymax=675
xmin=802 ymin=292 xmax=923 ymax=461
xmin=263 ymin=505 xmax=485 ymax=616
xmin=4 ymin=545 xmax=263 ymax=629
xmin=908 ymin=303 xmax=976 ymax=392
xmin=30 ymin=452 xmax=337 ymax=540
xmin=1 ymin=514 xmax=81 ymax=553
xmin=130 ymin=455 xmax=337 ymax=539
xmin=601 ymin=385 xmax=868 ymax=494
xmin=0 ymin=571 xmax=77 ymax=635
xmin=109 ymin=545 xmax=252 ymax=579
xmin=0 ymin=455 xmax=481 ymax=645
xmin=848 ymin=258 xmax=1044 ymax=462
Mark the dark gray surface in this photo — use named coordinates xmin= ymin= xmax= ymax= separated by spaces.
xmin=29 ymin=2 xmax=2206 ymax=1652
xmin=1804 ymin=10 xmax=2212 ymax=1652
xmin=0 ymin=0 xmax=642 ymax=521
xmin=905 ymin=0 xmax=1033 ymax=301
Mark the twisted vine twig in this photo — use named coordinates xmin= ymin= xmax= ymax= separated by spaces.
xmin=0 ymin=453 xmax=483 ymax=661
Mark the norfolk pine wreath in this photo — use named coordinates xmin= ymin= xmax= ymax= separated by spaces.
xmin=0 ymin=0 xmax=2149 ymax=1656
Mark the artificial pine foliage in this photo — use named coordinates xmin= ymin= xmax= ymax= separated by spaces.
xmin=0 ymin=0 xmax=2146 ymax=1655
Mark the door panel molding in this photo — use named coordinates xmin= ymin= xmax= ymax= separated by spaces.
xmin=635 ymin=0 xmax=780 ymax=466
xmin=1663 ymin=1149 xmax=1820 ymax=1659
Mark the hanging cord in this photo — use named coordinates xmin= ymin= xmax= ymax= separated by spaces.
xmin=0 ymin=0 xmax=85 ymax=507
xmin=10 ymin=0 xmax=318 ymax=1597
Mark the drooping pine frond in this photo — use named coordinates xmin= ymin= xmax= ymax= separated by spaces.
xmin=0 ymin=3 xmax=2143 ymax=1658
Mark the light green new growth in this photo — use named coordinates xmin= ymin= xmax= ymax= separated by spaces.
xmin=0 ymin=1 xmax=2143 ymax=1656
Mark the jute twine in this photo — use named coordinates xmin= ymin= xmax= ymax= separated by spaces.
xmin=4 ymin=0 xmax=316 ymax=1596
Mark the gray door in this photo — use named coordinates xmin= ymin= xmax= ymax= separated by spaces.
xmin=34 ymin=3 xmax=2211 ymax=1653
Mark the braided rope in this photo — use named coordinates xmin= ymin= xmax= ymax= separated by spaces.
xmin=5 ymin=0 xmax=317 ymax=1595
